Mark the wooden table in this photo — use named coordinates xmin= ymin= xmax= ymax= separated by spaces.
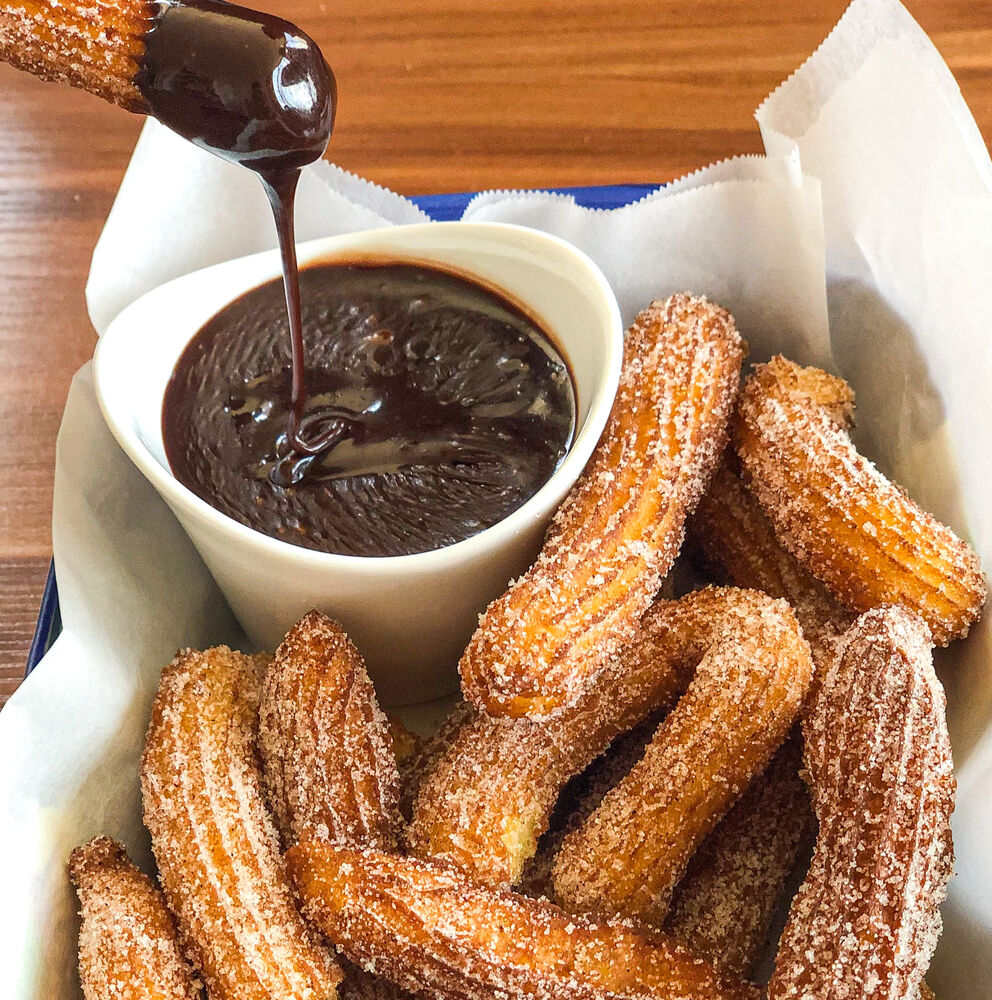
xmin=1 ymin=0 xmax=989 ymax=705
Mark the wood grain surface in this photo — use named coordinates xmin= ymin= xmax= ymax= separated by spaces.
xmin=1 ymin=0 xmax=990 ymax=705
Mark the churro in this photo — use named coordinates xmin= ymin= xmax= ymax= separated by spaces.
xmin=409 ymin=591 xmax=740 ymax=887
xmin=68 ymin=836 xmax=201 ymax=1000
xmin=687 ymin=455 xmax=853 ymax=662
xmin=552 ymin=587 xmax=812 ymax=924
xmin=287 ymin=838 xmax=759 ymax=1000
xmin=664 ymin=737 xmax=814 ymax=979
xmin=517 ymin=716 xmax=661 ymax=901
xmin=259 ymin=611 xmax=401 ymax=851
xmin=460 ymin=294 xmax=745 ymax=718
xmin=768 ymin=606 xmax=954 ymax=1000
xmin=0 ymin=0 xmax=154 ymax=110
xmin=733 ymin=356 xmax=985 ymax=645
xmin=140 ymin=646 xmax=341 ymax=1000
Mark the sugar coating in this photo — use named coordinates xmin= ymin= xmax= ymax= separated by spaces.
xmin=258 ymin=610 xmax=402 ymax=851
xmin=287 ymin=838 xmax=760 ymax=1000
xmin=459 ymin=293 xmax=747 ymax=718
xmin=552 ymin=586 xmax=813 ymax=924
xmin=140 ymin=646 xmax=342 ymax=1000
xmin=664 ymin=736 xmax=815 ymax=979
xmin=406 ymin=590 xmax=714 ymax=887
xmin=768 ymin=606 xmax=955 ymax=1000
xmin=733 ymin=356 xmax=986 ymax=646
xmin=517 ymin=714 xmax=666 ymax=901
xmin=687 ymin=454 xmax=854 ymax=669
xmin=0 ymin=0 xmax=153 ymax=109
xmin=68 ymin=836 xmax=202 ymax=1000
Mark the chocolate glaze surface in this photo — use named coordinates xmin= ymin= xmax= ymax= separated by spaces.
xmin=163 ymin=263 xmax=576 ymax=557
xmin=137 ymin=0 xmax=336 ymax=171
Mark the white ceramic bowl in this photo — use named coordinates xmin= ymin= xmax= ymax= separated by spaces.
xmin=94 ymin=222 xmax=623 ymax=704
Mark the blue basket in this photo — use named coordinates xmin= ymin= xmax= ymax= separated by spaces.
xmin=24 ymin=182 xmax=661 ymax=677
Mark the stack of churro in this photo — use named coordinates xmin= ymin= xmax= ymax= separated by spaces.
xmin=68 ymin=296 xmax=983 ymax=1000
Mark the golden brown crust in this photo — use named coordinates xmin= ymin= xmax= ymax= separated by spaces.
xmin=687 ymin=455 xmax=854 ymax=663
xmin=768 ymin=607 xmax=954 ymax=1000
xmin=287 ymin=837 xmax=760 ymax=1000
xmin=663 ymin=737 xmax=814 ymax=979
xmin=552 ymin=587 xmax=813 ymax=925
xmin=140 ymin=646 xmax=342 ymax=1000
xmin=0 ymin=0 xmax=154 ymax=110
xmin=259 ymin=611 xmax=402 ymax=851
xmin=408 ymin=594 xmax=719 ymax=887
xmin=385 ymin=712 xmax=420 ymax=768
xmin=733 ymin=356 xmax=985 ymax=646
xmin=516 ymin=717 xmax=662 ymax=901
xmin=68 ymin=837 xmax=202 ymax=1000
xmin=460 ymin=294 xmax=746 ymax=718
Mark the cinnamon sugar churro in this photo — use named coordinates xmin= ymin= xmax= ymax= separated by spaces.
xmin=68 ymin=837 xmax=201 ymax=1000
xmin=687 ymin=455 xmax=853 ymax=662
xmin=768 ymin=606 xmax=954 ymax=1000
xmin=288 ymin=838 xmax=759 ymax=1000
xmin=460 ymin=294 xmax=745 ymax=718
xmin=409 ymin=590 xmax=740 ymax=888
xmin=664 ymin=737 xmax=813 ymax=979
xmin=552 ymin=587 xmax=812 ymax=925
xmin=733 ymin=356 xmax=985 ymax=645
xmin=140 ymin=646 xmax=341 ymax=1000
xmin=259 ymin=611 xmax=402 ymax=850
xmin=0 ymin=0 xmax=154 ymax=110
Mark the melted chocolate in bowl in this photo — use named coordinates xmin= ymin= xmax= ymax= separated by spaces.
xmin=163 ymin=262 xmax=576 ymax=557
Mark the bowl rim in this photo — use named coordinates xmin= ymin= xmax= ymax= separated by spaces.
xmin=94 ymin=220 xmax=624 ymax=575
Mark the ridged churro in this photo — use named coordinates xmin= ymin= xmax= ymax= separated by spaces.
xmin=768 ymin=606 xmax=954 ymax=1000
xmin=664 ymin=737 xmax=814 ymax=979
xmin=409 ymin=591 xmax=740 ymax=887
xmin=287 ymin=838 xmax=759 ymax=1000
xmin=552 ymin=587 xmax=812 ymax=925
xmin=687 ymin=455 xmax=853 ymax=662
xmin=259 ymin=611 xmax=401 ymax=851
xmin=0 ymin=0 xmax=154 ymax=110
xmin=460 ymin=294 xmax=745 ymax=718
xmin=733 ymin=356 xmax=985 ymax=645
xmin=68 ymin=837 xmax=202 ymax=1000
xmin=140 ymin=646 xmax=341 ymax=1000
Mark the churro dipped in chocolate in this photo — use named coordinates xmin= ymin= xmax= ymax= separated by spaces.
xmin=68 ymin=836 xmax=202 ymax=1000
xmin=0 ymin=0 xmax=335 ymax=172
xmin=0 ymin=0 xmax=154 ymax=109
xmin=552 ymin=587 xmax=812 ymax=925
xmin=259 ymin=611 xmax=402 ymax=851
xmin=287 ymin=838 xmax=759 ymax=1000
xmin=460 ymin=294 xmax=745 ymax=718
xmin=141 ymin=646 xmax=341 ymax=1000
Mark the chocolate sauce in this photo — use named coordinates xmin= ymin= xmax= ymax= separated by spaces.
xmin=137 ymin=0 xmax=337 ymax=454
xmin=136 ymin=0 xmax=335 ymax=171
xmin=162 ymin=263 xmax=576 ymax=557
